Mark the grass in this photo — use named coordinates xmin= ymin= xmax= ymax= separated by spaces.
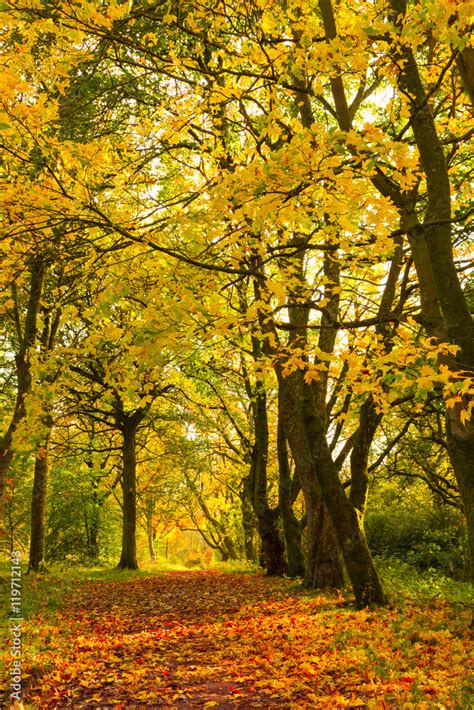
xmin=211 ymin=558 xmax=261 ymax=574
xmin=0 ymin=554 xmax=190 ymax=628
xmin=377 ymin=557 xmax=474 ymax=609
xmin=1 ymin=560 xmax=71 ymax=620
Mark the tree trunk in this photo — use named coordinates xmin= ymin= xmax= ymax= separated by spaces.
xmin=241 ymin=476 xmax=257 ymax=562
xmin=304 ymin=488 xmax=344 ymax=589
xmin=222 ymin=534 xmax=238 ymax=561
xmin=249 ymin=381 xmax=288 ymax=576
xmin=0 ymin=260 xmax=46 ymax=526
xmin=272 ymin=237 xmax=345 ymax=587
xmin=278 ymin=371 xmax=385 ymax=606
xmin=277 ymin=403 xmax=305 ymax=578
xmin=147 ymin=520 xmax=156 ymax=563
xmin=143 ymin=496 xmax=157 ymax=563
xmin=279 ymin=372 xmax=345 ymax=588
xmin=117 ymin=420 xmax=139 ymax=570
xmin=304 ymin=394 xmax=385 ymax=606
xmin=456 ymin=45 xmax=474 ymax=107
xmin=349 ymin=399 xmax=382 ymax=513
xmin=28 ymin=431 xmax=51 ymax=573
xmin=446 ymin=410 xmax=474 ymax=578
xmin=87 ymin=490 xmax=101 ymax=563
xmin=84 ymin=430 xmax=103 ymax=564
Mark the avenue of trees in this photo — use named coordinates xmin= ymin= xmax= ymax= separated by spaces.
xmin=0 ymin=0 xmax=473 ymax=608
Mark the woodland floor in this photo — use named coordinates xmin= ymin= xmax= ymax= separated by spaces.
xmin=2 ymin=570 xmax=474 ymax=708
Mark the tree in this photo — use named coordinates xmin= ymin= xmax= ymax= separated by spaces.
xmin=59 ymin=261 xmax=179 ymax=569
xmin=384 ymin=0 xmax=474 ymax=577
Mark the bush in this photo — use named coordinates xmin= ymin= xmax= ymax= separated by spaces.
xmin=365 ymin=502 xmax=468 ymax=578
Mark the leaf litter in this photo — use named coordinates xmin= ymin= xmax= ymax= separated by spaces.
xmin=3 ymin=571 xmax=473 ymax=708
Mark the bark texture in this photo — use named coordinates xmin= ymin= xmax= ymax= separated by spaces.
xmin=241 ymin=477 xmax=258 ymax=562
xmin=245 ymin=323 xmax=288 ymax=576
xmin=248 ymin=381 xmax=287 ymax=576
xmin=117 ymin=418 xmax=140 ymax=569
xmin=277 ymin=370 xmax=387 ymax=605
xmin=277 ymin=408 xmax=305 ymax=578
xmin=28 ymin=432 xmax=51 ymax=573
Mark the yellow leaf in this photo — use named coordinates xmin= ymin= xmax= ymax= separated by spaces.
xmin=460 ymin=408 xmax=471 ymax=426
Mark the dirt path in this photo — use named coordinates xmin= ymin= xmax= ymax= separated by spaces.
xmin=16 ymin=571 xmax=473 ymax=708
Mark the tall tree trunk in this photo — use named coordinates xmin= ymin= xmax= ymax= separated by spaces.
xmin=388 ymin=0 xmax=474 ymax=578
xmin=87 ymin=489 xmax=101 ymax=563
xmin=28 ymin=431 xmax=51 ymax=573
xmin=249 ymin=381 xmax=288 ymax=576
xmin=144 ymin=497 xmax=157 ymax=563
xmin=274 ymin=245 xmax=345 ymax=588
xmin=316 ymin=0 xmax=472 ymax=589
xmin=349 ymin=400 xmax=383 ymax=513
xmin=117 ymin=419 xmax=139 ymax=570
xmin=27 ymin=303 xmax=61 ymax=573
xmin=446 ymin=412 xmax=474 ymax=577
xmin=147 ymin=520 xmax=156 ymax=563
xmin=305 ymin=392 xmax=385 ymax=606
xmin=277 ymin=400 xmax=305 ymax=578
xmin=241 ymin=476 xmax=257 ymax=562
xmin=84 ymin=429 xmax=102 ymax=563
xmin=0 ymin=259 xmax=46 ymax=526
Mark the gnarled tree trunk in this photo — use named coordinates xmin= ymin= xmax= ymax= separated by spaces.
xmin=278 ymin=372 xmax=345 ymax=589
xmin=278 ymin=367 xmax=386 ymax=605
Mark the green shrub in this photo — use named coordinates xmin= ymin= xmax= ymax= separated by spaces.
xmin=365 ymin=503 xmax=468 ymax=578
xmin=376 ymin=557 xmax=474 ymax=607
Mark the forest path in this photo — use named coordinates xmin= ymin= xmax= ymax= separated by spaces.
xmin=18 ymin=570 xmax=473 ymax=708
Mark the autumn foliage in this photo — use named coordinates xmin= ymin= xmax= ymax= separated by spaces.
xmin=0 ymin=570 xmax=471 ymax=708
xmin=1 ymin=0 xmax=474 ymax=705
